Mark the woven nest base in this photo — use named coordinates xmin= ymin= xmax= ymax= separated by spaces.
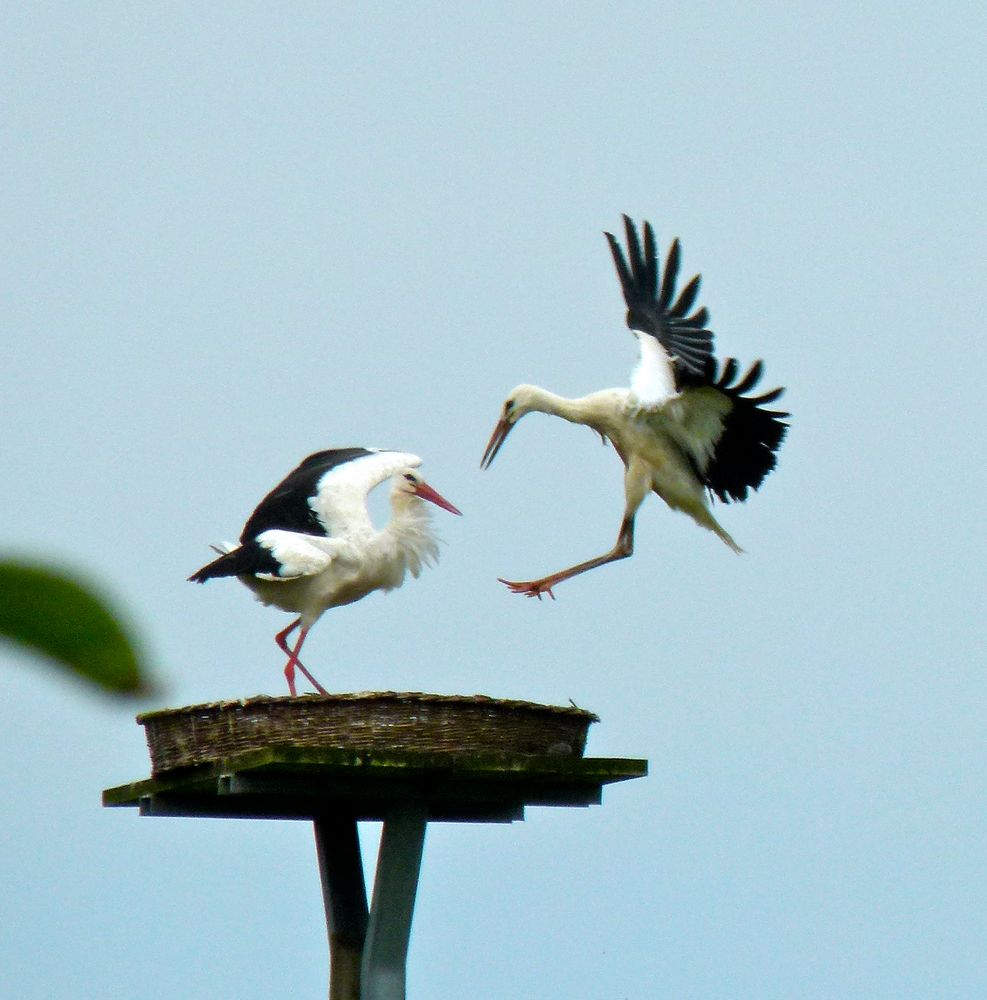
xmin=138 ymin=692 xmax=598 ymax=775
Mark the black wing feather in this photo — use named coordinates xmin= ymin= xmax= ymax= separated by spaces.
xmin=642 ymin=221 xmax=658 ymax=297
xmin=605 ymin=215 xmax=714 ymax=378
xmin=679 ymin=307 xmax=709 ymax=329
xmin=718 ymin=357 xmax=738 ymax=386
xmin=623 ymin=216 xmax=650 ymax=295
xmin=750 ymin=386 xmax=785 ymax=406
xmin=606 ymin=229 xmax=635 ymax=296
xmin=682 ymin=358 xmax=789 ymax=503
xmin=710 ymin=359 xmax=788 ymax=503
xmin=188 ymin=540 xmax=281 ymax=583
xmin=670 ymin=274 xmax=701 ymax=318
xmin=239 ymin=447 xmax=376 ymax=542
xmin=732 ymin=359 xmax=764 ymax=395
xmin=657 ymin=239 xmax=680 ymax=310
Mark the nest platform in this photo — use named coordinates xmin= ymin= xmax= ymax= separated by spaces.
xmin=138 ymin=691 xmax=598 ymax=775
xmin=106 ymin=692 xmax=646 ymax=1000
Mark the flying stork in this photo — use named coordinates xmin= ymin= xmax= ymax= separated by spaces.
xmin=481 ymin=215 xmax=788 ymax=599
xmin=189 ymin=448 xmax=461 ymax=695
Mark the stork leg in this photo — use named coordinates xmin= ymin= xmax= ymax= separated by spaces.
xmin=274 ymin=618 xmax=328 ymax=696
xmin=500 ymin=515 xmax=636 ymax=600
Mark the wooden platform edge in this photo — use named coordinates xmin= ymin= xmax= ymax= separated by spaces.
xmin=102 ymin=748 xmax=648 ymax=809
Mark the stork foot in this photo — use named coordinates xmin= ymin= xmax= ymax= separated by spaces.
xmin=296 ymin=662 xmax=328 ymax=695
xmin=498 ymin=577 xmax=557 ymax=601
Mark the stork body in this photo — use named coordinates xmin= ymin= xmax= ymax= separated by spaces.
xmin=482 ymin=216 xmax=787 ymax=598
xmin=189 ymin=448 xmax=461 ymax=694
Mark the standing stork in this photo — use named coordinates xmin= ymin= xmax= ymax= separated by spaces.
xmin=189 ymin=448 xmax=461 ymax=694
xmin=481 ymin=215 xmax=788 ymax=599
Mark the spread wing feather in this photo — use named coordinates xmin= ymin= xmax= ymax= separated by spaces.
xmin=605 ymin=215 xmax=714 ymax=378
xmin=669 ymin=274 xmax=701 ymax=318
xmin=668 ymin=358 xmax=789 ymax=503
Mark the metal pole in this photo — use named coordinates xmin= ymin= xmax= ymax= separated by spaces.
xmin=314 ymin=815 xmax=369 ymax=1000
xmin=360 ymin=805 xmax=428 ymax=1000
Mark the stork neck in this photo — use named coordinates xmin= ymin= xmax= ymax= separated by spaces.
xmin=525 ymin=386 xmax=626 ymax=428
xmin=384 ymin=493 xmax=441 ymax=576
xmin=527 ymin=387 xmax=586 ymax=423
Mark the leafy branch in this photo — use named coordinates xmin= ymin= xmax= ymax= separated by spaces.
xmin=0 ymin=560 xmax=152 ymax=696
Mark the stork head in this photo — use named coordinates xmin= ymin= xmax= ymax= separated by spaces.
xmin=393 ymin=468 xmax=462 ymax=516
xmin=481 ymin=384 xmax=542 ymax=469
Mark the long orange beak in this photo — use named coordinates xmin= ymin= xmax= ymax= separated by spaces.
xmin=413 ymin=480 xmax=462 ymax=516
xmin=481 ymin=417 xmax=513 ymax=470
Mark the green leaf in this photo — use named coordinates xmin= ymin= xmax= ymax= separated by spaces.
xmin=0 ymin=561 xmax=152 ymax=696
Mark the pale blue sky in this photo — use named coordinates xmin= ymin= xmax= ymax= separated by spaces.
xmin=2 ymin=4 xmax=985 ymax=998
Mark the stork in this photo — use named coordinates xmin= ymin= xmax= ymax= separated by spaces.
xmin=481 ymin=215 xmax=788 ymax=599
xmin=189 ymin=448 xmax=461 ymax=694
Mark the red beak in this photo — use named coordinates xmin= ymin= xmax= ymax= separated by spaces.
xmin=412 ymin=480 xmax=462 ymax=516
xmin=481 ymin=417 xmax=513 ymax=469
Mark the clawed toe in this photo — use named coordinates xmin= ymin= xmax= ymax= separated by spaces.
xmin=497 ymin=578 xmax=557 ymax=600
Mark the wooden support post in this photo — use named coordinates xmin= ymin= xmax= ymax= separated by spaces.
xmin=360 ymin=806 xmax=428 ymax=1000
xmin=314 ymin=815 xmax=369 ymax=1000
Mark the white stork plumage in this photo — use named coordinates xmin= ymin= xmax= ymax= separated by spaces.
xmin=189 ymin=448 xmax=461 ymax=695
xmin=481 ymin=215 xmax=788 ymax=599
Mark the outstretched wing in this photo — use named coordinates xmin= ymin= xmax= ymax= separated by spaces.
xmin=658 ymin=358 xmax=789 ymax=503
xmin=605 ymin=215 xmax=714 ymax=379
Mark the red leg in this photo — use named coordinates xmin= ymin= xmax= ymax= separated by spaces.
xmin=499 ymin=516 xmax=635 ymax=600
xmin=275 ymin=618 xmax=302 ymax=654
xmin=275 ymin=619 xmax=301 ymax=696
xmin=274 ymin=619 xmax=328 ymax=696
xmin=283 ymin=658 xmax=298 ymax=697
xmin=294 ymin=654 xmax=328 ymax=695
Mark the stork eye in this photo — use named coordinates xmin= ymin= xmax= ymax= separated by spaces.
xmin=504 ymin=400 xmax=515 ymax=414
xmin=403 ymin=473 xmax=416 ymax=482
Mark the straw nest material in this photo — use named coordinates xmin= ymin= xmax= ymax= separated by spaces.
xmin=138 ymin=692 xmax=598 ymax=774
